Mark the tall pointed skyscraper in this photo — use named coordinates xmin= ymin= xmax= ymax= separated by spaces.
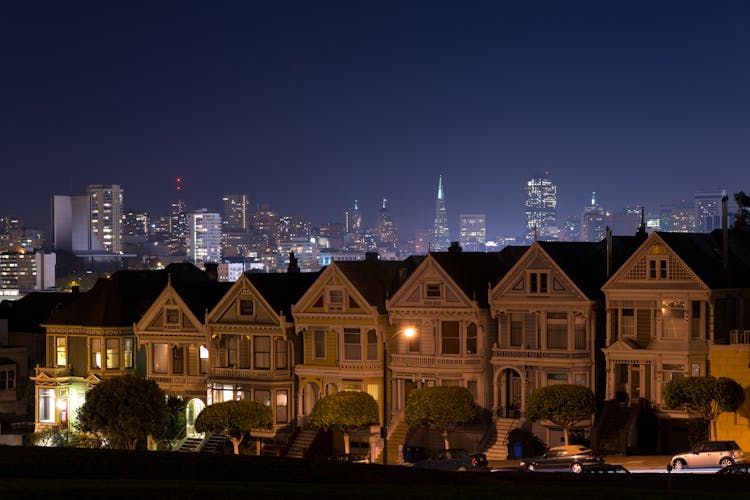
xmin=433 ymin=175 xmax=450 ymax=251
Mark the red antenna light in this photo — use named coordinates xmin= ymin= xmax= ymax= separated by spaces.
xmin=176 ymin=177 xmax=182 ymax=191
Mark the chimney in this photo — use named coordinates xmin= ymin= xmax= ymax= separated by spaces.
xmin=203 ymin=262 xmax=218 ymax=282
xmin=448 ymin=241 xmax=462 ymax=253
xmin=722 ymin=194 xmax=729 ymax=273
xmin=287 ymin=252 xmax=300 ymax=273
xmin=606 ymin=226 xmax=612 ymax=278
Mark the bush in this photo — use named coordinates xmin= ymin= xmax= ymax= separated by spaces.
xmin=507 ymin=427 xmax=546 ymax=457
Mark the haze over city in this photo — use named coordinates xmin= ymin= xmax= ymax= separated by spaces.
xmin=3 ymin=1 xmax=749 ymax=239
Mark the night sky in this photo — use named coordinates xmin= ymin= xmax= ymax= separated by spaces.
xmin=2 ymin=1 xmax=749 ymax=240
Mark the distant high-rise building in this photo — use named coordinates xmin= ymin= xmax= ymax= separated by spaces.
xmin=187 ymin=209 xmax=221 ymax=264
xmin=413 ymin=228 xmax=431 ymax=255
xmin=222 ymin=194 xmax=249 ymax=233
xmin=694 ymin=191 xmax=725 ymax=233
xmin=344 ymin=200 xmax=363 ymax=235
xmin=169 ymin=199 xmax=189 ymax=256
xmin=375 ymin=198 xmax=398 ymax=249
xmin=580 ymin=192 xmax=609 ymax=242
xmin=87 ymin=184 xmax=123 ymax=253
xmin=433 ymin=175 xmax=450 ymax=251
xmin=251 ymin=203 xmax=278 ymax=246
xmin=122 ymin=210 xmax=149 ymax=238
xmin=52 ymin=194 xmax=104 ymax=254
xmin=459 ymin=213 xmax=486 ymax=252
xmin=318 ymin=222 xmax=344 ymax=250
xmin=277 ymin=215 xmax=311 ymax=243
xmin=524 ymin=171 xmax=558 ymax=242
xmin=660 ymin=203 xmax=694 ymax=233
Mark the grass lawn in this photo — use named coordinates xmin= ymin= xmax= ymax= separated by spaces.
xmin=0 ymin=446 xmax=747 ymax=499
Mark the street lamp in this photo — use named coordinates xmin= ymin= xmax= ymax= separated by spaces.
xmin=382 ymin=326 xmax=415 ymax=466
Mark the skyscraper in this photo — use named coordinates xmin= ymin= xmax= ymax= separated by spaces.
xmin=87 ymin=184 xmax=123 ymax=253
xmin=580 ymin=192 xmax=609 ymax=242
xmin=187 ymin=209 xmax=221 ymax=264
xmin=694 ymin=191 xmax=725 ymax=233
xmin=344 ymin=200 xmax=362 ymax=235
xmin=524 ymin=171 xmax=558 ymax=242
xmin=375 ymin=198 xmax=398 ymax=249
xmin=169 ymin=199 xmax=189 ymax=256
xmin=459 ymin=213 xmax=486 ymax=252
xmin=222 ymin=194 xmax=249 ymax=233
xmin=433 ymin=175 xmax=450 ymax=251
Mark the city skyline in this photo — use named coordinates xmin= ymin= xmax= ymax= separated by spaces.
xmin=3 ymin=1 xmax=748 ymax=239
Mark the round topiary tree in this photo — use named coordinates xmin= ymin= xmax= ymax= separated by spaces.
xmin=309 ymin=391 xmax=379 ymax=454
xmin=525 ymin=384 xmax=595 ymax=446
xmin=403 ymin=386 xmax=477 ymax=450
xmin=195 ymin=400 xmax=273 ymax=455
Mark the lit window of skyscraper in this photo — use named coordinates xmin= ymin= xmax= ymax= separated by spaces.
xmin=87 ymin=184 xmax=123 ymax=254
xmin=188 ymin=209 xmax=221 ymax=264
xmin=524 ymin=171 xmax=557 ymax=242
xmin=459 ymin=213 xmax=486 ymax=252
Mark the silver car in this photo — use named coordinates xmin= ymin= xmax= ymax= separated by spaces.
xmin=670 ymin=441 xmax=744 ymax=470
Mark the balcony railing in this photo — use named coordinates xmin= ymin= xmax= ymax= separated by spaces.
xmin=390 ymin=354 xmax=482 ymax=368
xmin=209 ymin=367 xmax=292 ymax=379
xmin=339 ymin=361 xmax=380 ymax=371
xmin=730 ymin=330 xmax=750 ymax=345
xmin=148 ymin=375 xmax=207 ymax=386
xmin=34 ymin=366 xmax=72 ymax=378
xmin=491 ymin=348 xmax=591 ymax=360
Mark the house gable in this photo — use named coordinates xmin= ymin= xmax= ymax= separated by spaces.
xmin=603 ymin=233 xmax=708 ymax=292
xmin=292 ymin=264 xmax=375 ymax=317
xmin=491 ymin=244 xmax=587 ymax=304
xmin=135 ymin=284 xmax=203 ymax=334
xmin=387 ymin=255 xmax=473 ymax=309
xmin=206 ymin=274 xmax=279 ymax=326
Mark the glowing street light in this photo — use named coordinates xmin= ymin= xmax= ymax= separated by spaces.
xmin=382 ymin=326 xmax=415 ymax=466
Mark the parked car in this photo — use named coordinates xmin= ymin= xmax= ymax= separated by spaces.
xmin=520 ymin=445 xmax=604 ymax=473
xmin=670 ymin=441 xmax=744 ymax=470
xmin=716 ymin=463 xmax=750 ymax=474
xmin=580 ymin=464 xmax=630 ymax=474
xmin=411 ymin=449 xmax=489 ymax=471
xmin=328 ymin=453 xmax=370 ymax=464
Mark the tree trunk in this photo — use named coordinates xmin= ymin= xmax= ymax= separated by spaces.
xmin=231 ymin=437 xmax=241 ymax=455
xmin=344 ymin=432 xmax=351 ymax=454
xmin=710 ymin=419 xmax=717 ymax=441
xmin=563 ymin=427 xmax=569 ymax=446
xmin=442 ymin=430 xmax=450 ymax=450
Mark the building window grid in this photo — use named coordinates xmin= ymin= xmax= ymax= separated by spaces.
xmin=343 ymin=328 xmax=361 ymax=361
xmin=254 ymin=336 xmax=271 ymax=369
xmin=313 ymin=329 xmax=326 ymax=359
xmin=546 ymin=312 xmax=568 ymax=350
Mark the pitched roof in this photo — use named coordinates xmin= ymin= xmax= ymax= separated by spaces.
xmin=172 ymin=281 xmax=233 ymax=322
xmin=430 ymin=246 xmax=527 ymax=306
xmin=0 ymin=291 xmax=83 ymax=333
xmin=335 ymin=256 xmax=424 ymax=313
xmin=246 ymin=271 xmax=321 ymax=317
xmin=45 ymin=263 xmax=210 ymax=327
xmin=657 ymin=230 xmax=750 ymax=288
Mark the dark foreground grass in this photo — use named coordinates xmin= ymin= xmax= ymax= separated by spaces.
xmin=0 ymin=446 xmax=747 ymax=499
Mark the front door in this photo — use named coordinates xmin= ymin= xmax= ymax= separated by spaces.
xmin=503 ymin=369 xmax=522 ymax=417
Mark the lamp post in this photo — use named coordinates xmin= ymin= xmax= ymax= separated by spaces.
xmin=382 ymin=326 xmax=415 ymax=466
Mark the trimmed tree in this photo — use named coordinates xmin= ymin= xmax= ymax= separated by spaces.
xmin=309 ymin=391 xmax=379 ymax=454
xmin=403 ymin=386 xmax=476 ymax=450
xmin=525 ymin=384 xmax=595 ymax=446
xmin=76 ymin=375 xmax=170 ymax=450
xmin=194 ymin=400 xmax=272 ymax=455
xmin=663 ymin=376 xmax=745 ymax=440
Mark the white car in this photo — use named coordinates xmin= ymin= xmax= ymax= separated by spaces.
xmin=670 ymin=441 xmax=744 ymax=470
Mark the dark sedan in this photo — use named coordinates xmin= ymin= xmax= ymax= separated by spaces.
xmin=521 ymin=445 xmax=604 ymax=473
xmin=411 ymin=449 xmax=489 ymax=472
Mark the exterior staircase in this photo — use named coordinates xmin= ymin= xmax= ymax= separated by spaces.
xmin=379 ymin=421 xmax=410 ymax=464
xmin=483 ymin=418 xmax=517 ymax=461
xmin=285 ymin=428 xmax=319 ymax=459
xmin=174 ymin=436 xmax=203 ymax=452
xmin=593 ymin=401 xmax=639 ymax=454
xmin=200 ymin=433 xmax=228 ymax=453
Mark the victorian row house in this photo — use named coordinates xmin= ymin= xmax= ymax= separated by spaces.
xmin=29 ymin=229 xmax=750 ymax=456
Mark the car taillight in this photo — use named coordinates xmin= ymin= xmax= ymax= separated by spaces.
xmin=472 ymin=458 xmax=477 ymax=466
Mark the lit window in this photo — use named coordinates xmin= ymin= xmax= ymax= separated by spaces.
xmin=106 ymin=338 xmax=120 ymax=369
xmin=55 ymin=337 xmax=67 ymax=367
xmin=255 ymin=389 xmax=271 ymax=406
xmin=90 ymin=338 xmax=102 ymax=369
xmin=275 ymin=390 xmax=288 ymax=423
xmin=153 ymin=343 xmax=168 ymax=374
xmin=199 ymin=345 xmax=209 ymax=373
xmin=123 ymin=338 xmax=134 ymax=368
xmin=39 ymin=388 xmax=55 ymax=423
